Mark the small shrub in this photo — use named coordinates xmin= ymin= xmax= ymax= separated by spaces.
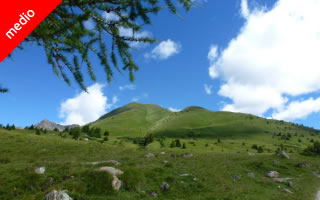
xmin=182 ymin=143 xmax=187 ymax=149
xmin=121 ymin=168 xmax=146 ymax=191
xmin=83 ymin=171 xmax=114 ymax=195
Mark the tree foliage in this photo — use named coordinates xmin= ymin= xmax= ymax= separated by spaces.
xmin=4 ymin=0 xmax=195 ymax=92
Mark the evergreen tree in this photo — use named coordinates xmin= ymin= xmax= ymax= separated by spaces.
xmin=2 ymin=0 xmax=194 ymax=92
xmin=82 ymin=125 xmax=90 ymax=133
xmin=175 ymin=139 xmax=181 ymax=147
xmin=182 ymin=143 xmax=186 ymax=149
xmin=104 ymin=130 xmax=109 ymax=136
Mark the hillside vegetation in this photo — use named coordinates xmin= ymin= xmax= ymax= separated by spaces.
xmin=1 ymin=103 xmax=320 ymax=199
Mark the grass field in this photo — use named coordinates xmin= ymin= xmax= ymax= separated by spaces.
xmin=1 ymin=103 xmax=320 ymax=200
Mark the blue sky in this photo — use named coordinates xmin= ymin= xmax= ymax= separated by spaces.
xmin=1 ymin=0 xmax=320 ymax=129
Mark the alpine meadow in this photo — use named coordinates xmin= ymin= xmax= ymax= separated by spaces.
xmin=2 ymin=0 xmax=320 ymax=200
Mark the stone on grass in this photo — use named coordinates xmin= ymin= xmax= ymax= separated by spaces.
xmin=273 ymin=160 xmax=279 ymax=165
xmin=248 ymin=152 xmax=255 ymax=156
xmin=266 ymin=171 xmax=280 ymax=178
xmin=170 ymin=154 xmax=177 ymax=158
xmin=35 ymin=167 xmax=46 ymax=174
xmin=276 ymin=150 xmax=290 ymax=159
xmin=282 ymin=188 xmax=293 ymax=194
xmin=233 ymin=175 xmax=240 ymax=181
xmin=160 ymin=182 xmax=170 ymax=191
xmin=97 ymin=166 xmax=123 ymax=176
xmin=273 ymin=178 xmax=291 ymax=183
xmin=83 ymin=138 xmax=89 ymax=141
xmin=160 ymin=152 xmax=165 ymax=155
xmin=163 ymin=160 xmax=168 ymax=164
xmin=180 ymin=174 xmax=190 ymax=177
xmin=247 ymin=173 xmax=255 ymax=178
xmin=112 ymin=175 xmax=122 ymax=190
xmin=150 ymin=192 xmax=158 ymax=198
xmin=45 ymin=190 xmax=72 ymax=200
xmin=288 ymin=181 xmax=293 ymax=187
xmin=144 ymin=153 xmax=155 ymax=158
xmin=181 ymin=153 xmax=193 ymax=158
xmin=296 ymin=162 xmax=310 ymax=168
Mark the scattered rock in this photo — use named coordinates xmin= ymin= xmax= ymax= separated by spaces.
xmin=248 ymin=152 xmax=255 ymax=156
xmin=45 ymin=190 xmax=72 ymax=200
xmin=276 ymin=150 xmax=290 ymax=159
xmin=86 ymin=160 xmax=121 ymax=166
xmin=112 ymin=175 xmax=122 ymax=190
xmin=160 ymin=182 xmax=170 ymax=191
xmin=193 ymin=178 xmax=197 ymax=181
xmin=163 ymin=160 xmax=168 ymax=164
xmin=181 ymin=153 xmax=193 ymax=158
xmin=282 ymin=188 xmax=293 ymax=194
xmin=273 ymin=178 xmax=291 ymax=183
xmin=144 ymin=153 xmax=155 ymax=158
xmin=313 ymin=171 xmax=320 ymax=178
xmin=266 ymin=171 xmax=280 ymax=178
xmin=247 ymin=173 xmax=255 ymax=178
xmin=233 ymin=175 xmax=241 ymax=181
xmin=35 ymin=167 xmax=45 ymax=174
xmin=83 ymin=138 xmax=89 ymax=141
xmin=296 ymin=162 xmax=311 ymax=168
xmin=288 ymin=181 xmax=293 ymax=187
xmin=170 ymin=154 xmax=177 ymax=158
xmin=97 ymin=166 xmax=123 ymax=176
xmin=180 ymin=174 xmax=190 ymax=177
xmin=160 ymin=152 xmax=165 ymax=155
xmin=150 ymin=192 xmax=158 ymax=198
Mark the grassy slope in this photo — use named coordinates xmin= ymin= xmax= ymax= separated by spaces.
xmin=90 ymin=103 xmax=317 ymax=140
xmin=1 ymin=129 xmax=320 ymax=200
xmin=91 ymin=103 xmax=171 ymax=136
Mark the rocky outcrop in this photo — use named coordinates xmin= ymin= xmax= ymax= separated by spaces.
xmin=266 ymin=171 xmax=280 ymax=178
xmin=45 ymin=190 xmax=72 ymax=200
xmin=34 ymin=119 xmax=79 ymax=131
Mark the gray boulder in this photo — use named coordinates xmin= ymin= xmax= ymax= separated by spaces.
xmin=273 ymin=178 xmax=291 ymax=183
xmin=112 ymin=175 xmax=122 ymax=190
xmin=266 ymin=171 xmax=280 ymax=178
xmin=276 ymin=150 xmax=290 ymax=159
xmin=160 ymin=182 xmax=170 ymax=191
xmin=150 ymin=192 xmax=158 ymax=198
xmin=97 ymin=166 xmax=123 ymax=176
xmin=144 ymin=153 xmax=155 ymax=158
xmin=46 ymin=190 xmax=72 ymax=200
xmin=35 ymin=167 xmax=45 ymax=174
xmin=296 ymin=162 xmax=311 ymax=168
xmin=181 ymin=153 xmax=193 ymax=158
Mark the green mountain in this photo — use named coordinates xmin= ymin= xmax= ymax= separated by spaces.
xmin=90 ymin=102 xmax=319 ymax=138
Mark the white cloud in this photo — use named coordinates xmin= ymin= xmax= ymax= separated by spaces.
xmin=204 ymin=84 xmax=213 ymax=95
xmin=59 ymin=83 xmax=109 ymax=125
xmin=208 ymin=0 xmax=320 ymax=119
xmin=112 ymin=96 xmax=119 ymax=104
xmin=131 ymin=93 xmax=149 ymax=102
xmin=103 ymin=12 xmax=120 ymax=22
xmin=240 ymin=0 xmax=250 ymax=18
xmin=208 ymin=45 xmax=219 ymax=78
xmin=83 ymin=18 xmax=95 ymax=30
xmin=145 ymin=39 xmax=181 ymax=60
xmin=168 ymin=107 xmax=181 ymax=112
xmin=119 ymin=84 xmax=136 ymax=91
xmin=272 ymin=97 xmax=320 ymax=121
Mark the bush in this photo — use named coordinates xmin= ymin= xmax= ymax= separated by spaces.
xmin=303 ymin=141 xmax=320 ymax=156
xmin=104 ymin=136 xmax=109 ymax=141
xmin=121 ymin=168 xmax=146 ymax=191
xmin=83 ymin=171 xmax=114 ymax=195
xmin=175 ymin=139 xmax=181 ymax=147
xmin=104 ymin=130 xmax=110 ymax=136
xmin=35 ymin=129 xmax=41 ymax=135
xmin=182 ymin=143 xmax=187 ymax=149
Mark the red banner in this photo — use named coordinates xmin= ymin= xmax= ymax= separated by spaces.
xmin=0 ymin=0 xmax=62 ymax=62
